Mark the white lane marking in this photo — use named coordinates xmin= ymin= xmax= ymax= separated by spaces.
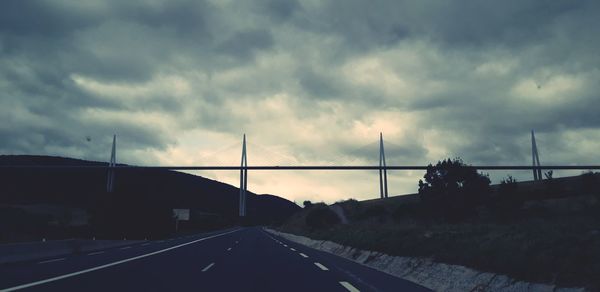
xmin=37 ymin=258 xmax=65 ymax=264
xmin=290 ymin=248 xmax=296 ymax=251
xmin=141 ymin=243 xmax=150 ymax=246
xmin=314 ymin=262 xmax=329 ymax=271
xmin=283 ymin=244 xmax=288 ymax=247
xmin=119 ymin=246 xmax=131 ymax=250
xmin=87 ymin=251 xmax=105 ymax=256
xmin=339 ymin=281 xmax=360 ymax=292
xmin=201 ymin=262 xmax=215 ymax=272
xmin=299 ymin=253 xmax=309 ymax=258
xmin=3 ymin=229 xmax=242 ymax=292
xmin=227 ymin=248 xmax=232 ymax=251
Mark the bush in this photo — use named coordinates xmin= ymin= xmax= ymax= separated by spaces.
xmin=543 ymin=171 xmax=565 ymax=198
xmin=580 ymin=171 xmax=600 ymax=197
xmin=337 ymin=199 xmax=362 ymax=221
xmin=418 ymin=158 xmax=491 ymax=221
xmin=488 ymin=176 xmax=523 ymax=220
xmin=359 ymin=205 xmax=388 ymax=220
xmin=305 ymin=204 xmax=340 ymax=230
xmin=392 ymin=203 xmax=420 ymax=222
xmin=303 ymin=200 xmax=313 ymax=208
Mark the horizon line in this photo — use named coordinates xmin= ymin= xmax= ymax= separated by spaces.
xmin=1 ymin=165 xmax=600 ymax=170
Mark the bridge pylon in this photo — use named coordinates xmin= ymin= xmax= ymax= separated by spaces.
xmin=107 ymin=134 xmax=116 ymax=193
xmin=239 ymin=134 xmax=248 ymax=217
xmin=531 ymin=130 xmax=542 ymax=181
xmin=379 ymin=132 xmax=388 ymax=198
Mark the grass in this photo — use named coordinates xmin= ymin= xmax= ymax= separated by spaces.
xmin=279 ymin=194 xmax=600 ymax=290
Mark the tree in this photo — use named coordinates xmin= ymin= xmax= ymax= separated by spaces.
xmin=303 ymin=200 xmax=313 ymax=208
xmin=305 ymin=204 xmax=340 ymax=230
xmin=418 ymin=158 xmax=491 ymax=221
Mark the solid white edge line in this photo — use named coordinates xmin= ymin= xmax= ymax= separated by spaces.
xmin=314 ymin=262 xmax=329 ymax=271
xmin=37 ymin=258 xmax=65 ymax=264
xmin=201 ymin=262 xmax=215 ymax=272
xmin=299 ymin=253 xmax=308 ymax=258
xmin=339 ymin=281 xmax=360 ymax=292
xmin=2 ymin=228 xmax=242 ymax=292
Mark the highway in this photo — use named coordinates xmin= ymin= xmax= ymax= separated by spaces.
xmin=0 ymin=227 xmax=429 ymax=292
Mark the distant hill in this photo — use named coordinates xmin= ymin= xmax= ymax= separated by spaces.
xmin=279 ymin=172 xmax=600 ymax=290
xmin=0 ymin=155 xmax=300 ymax=225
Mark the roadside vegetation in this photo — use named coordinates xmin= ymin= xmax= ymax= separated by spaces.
xmin=279 ymin=158 xmax=600 ymax=290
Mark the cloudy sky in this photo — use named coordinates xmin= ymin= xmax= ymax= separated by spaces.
xmin=2 ymin=0 xmax=600 ymax=204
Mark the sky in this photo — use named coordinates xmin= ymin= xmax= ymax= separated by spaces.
xmin=2 ymin=0 xmax=600 ymax=205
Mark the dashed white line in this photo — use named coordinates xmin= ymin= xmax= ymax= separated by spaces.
xmin=2 ymin=228 xmax=242 ymax=292
xmin=87 ymin=251 xmax=105 ymax=256
xmin=38 ymin=258 xmax=65 ymax=264
xmin=283 ymin=244 xmax=288 ymax=247
xmin=299 ymin=253 xmax=309 ymax=258
xmin=227 ymin=248 xmax=232 ymax=251
xmin=290 ymin=248 xmax=296 ymax=251
xmin=339 ymin=281 xmax=360 ymax=292
xmin=201 ymin=262 xmax=215 ymax=272
xmin=119 ymin=246 xmax=131 ymax=250
xmin=314 ymin=262 xmax=329 ymax=271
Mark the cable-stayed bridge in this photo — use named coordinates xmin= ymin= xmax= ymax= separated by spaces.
xmin=2 ymin=131 xmax=600 ymax=217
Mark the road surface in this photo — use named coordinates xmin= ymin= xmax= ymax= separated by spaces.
xmin=0 ymin=227 xmax=429 ymax=291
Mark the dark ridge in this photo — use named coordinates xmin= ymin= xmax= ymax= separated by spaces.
xmin=0 ymin=155 xmax=300 ymax=238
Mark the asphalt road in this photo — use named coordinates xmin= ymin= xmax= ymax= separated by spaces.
xmin=0 ymin=227 xmax=429 ymax=292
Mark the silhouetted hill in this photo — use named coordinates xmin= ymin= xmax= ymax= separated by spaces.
xmin=0 ymin=155 xmax=300 ymax=225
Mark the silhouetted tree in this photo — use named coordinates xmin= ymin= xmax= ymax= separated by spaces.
xmin=418 ymin=158 xmax=491 ymax=221
xmin=303 ymin=200 xmax=313 ymax=208
xmin=305 ymin=204 xmax=340 ymax=230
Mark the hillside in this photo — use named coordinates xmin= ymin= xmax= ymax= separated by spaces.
xmin=0 ymin=155 xmax=300 ymax=240
xmin=279 ymin=173 xmax=600 ymax=290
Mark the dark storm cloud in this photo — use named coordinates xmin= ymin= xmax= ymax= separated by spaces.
xmin=1 ymin=0 xmax=599 ymax=194
xmin=342 ymin=140 xmax=428 ymax=165
xmin=217 ymin=29 xmax=274 ymax=59
xmin=0 ymin=1 xmax=102 ymax=37
xmin=291 ymin=1 xmax=593 ymax=50
xmin=295 ymin=66 xmax=343 ymax=99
